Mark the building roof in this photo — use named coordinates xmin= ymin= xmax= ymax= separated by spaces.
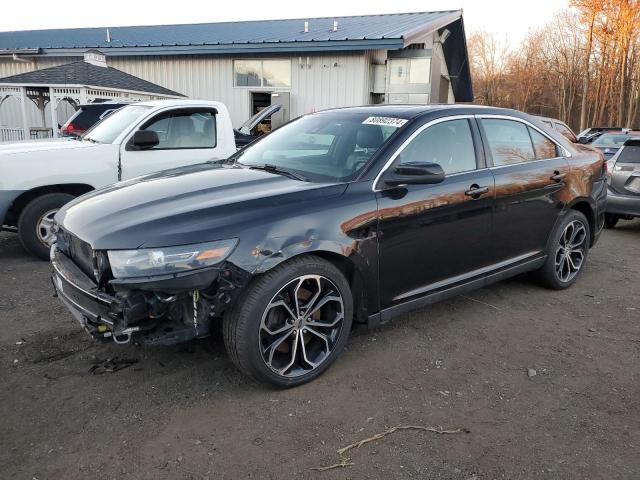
xmin=0 ymin=61 xmax=183 ymax=96
xmin=0 ymin=11 xmax=461 ymax=54
xmin=0 ymin=11 xmax=472 ymax=101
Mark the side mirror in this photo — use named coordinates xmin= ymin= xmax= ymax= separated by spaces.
xmin=383 ymin=162 xmax=445 ymax=187
xmin=578 ymin=137 xmax=589 ymax=144
xmin=131 ymin=130 xmax=159 ymax=150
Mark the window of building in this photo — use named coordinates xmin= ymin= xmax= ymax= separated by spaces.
xmin=234 ymin=60 xmax=291 ymax=88
xmin=398 ymin=119 xmax=477 ymax=175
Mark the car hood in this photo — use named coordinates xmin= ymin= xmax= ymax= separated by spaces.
xmin=56 ymin=163 xmax=347 ymax=249
xmin=0 ymin=137 xmax=97 ymax=156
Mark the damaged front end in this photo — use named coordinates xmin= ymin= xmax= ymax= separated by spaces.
xmin=51 ymin=231 xmax=249 ymax=346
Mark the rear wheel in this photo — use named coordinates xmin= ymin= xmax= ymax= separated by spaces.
xmin=603 ymin=213 xmax=619 ymax=229
xmin=223 ymin=255 xmax=353 ymax=387
xmin=17 ymin=193 xmax=75 ymax=260
xmin=535 ymin=210 xmax=590 ymax=290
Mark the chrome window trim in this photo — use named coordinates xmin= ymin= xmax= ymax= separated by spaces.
xmin=476 ymin=114 xmax=573 ymax=159
xmin=372 ymin=114 xmax=476 ymax=192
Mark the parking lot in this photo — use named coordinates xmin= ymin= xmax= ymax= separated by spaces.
xmin=0 ymin=222 xmax=638 ymax=479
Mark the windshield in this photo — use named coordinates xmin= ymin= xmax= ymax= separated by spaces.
xmin=83 ymin=105 xmax=152 ymax=144
xmin=233 ymin=111 xmax=406 ymax=182
xmin=593 ymin=134 xmax=630 ymax=147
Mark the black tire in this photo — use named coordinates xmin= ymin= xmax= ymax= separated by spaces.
xmin=223 ymin=255 xmax=353 ymax=388
xmin=17 ymin=193 xmax=75 ymax=260
xmin=603 ymin=213 xmax=619 ymax=229
xmin=535 ymin=210 xmax=590 ymax=290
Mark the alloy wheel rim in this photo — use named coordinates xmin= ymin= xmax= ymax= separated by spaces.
xmin=259 ymin=274 xmax=344 ymax=378
xmin=36 ymin=209 xmax=58 ymax=247
xmin=555 ymin=220 xmax=587 ymax=283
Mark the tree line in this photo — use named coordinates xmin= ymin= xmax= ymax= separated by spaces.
xmin=468 ymin=0 xmax=640 ymax=131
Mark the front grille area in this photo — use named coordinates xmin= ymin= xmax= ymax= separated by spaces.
xmin=56 ymin=229 xmax=95 ymax=281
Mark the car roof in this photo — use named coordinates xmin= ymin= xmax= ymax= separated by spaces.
xmin=133 ymin=99 xmax=227 ymax=109
xmin=312 ymin=104 xmax=538 ymax=120
xmin=78 ymin=100 xmax=135 ymax=107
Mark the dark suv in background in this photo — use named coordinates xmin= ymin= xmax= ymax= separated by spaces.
xmin=60 ymin=101 xmax=133 ymax=136
xmin=604 ymin=138 xmax=640 ymax=228
xmin=51 ymin=105 xmax=607 ymax=387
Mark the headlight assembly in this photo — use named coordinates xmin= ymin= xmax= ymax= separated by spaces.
xmin=107 ymin=239 xmax=238 ymax=279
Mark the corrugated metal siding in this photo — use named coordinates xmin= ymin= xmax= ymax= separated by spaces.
xmin=110 ymin=53 xmax=370 ymax=127
xmin=0 ymin=52 xmax=375 ymax=129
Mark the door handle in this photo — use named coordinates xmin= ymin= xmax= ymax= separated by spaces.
xmin=550 ymin=171 xmax=567 ymax=182
xmin=464 ymin=184 xmax=489 ymax=198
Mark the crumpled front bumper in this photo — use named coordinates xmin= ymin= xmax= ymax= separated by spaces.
xmin=50 ymin=245 xmax=240 ymax=345
xmin=51 ymin=245 xmax=127 ymax=341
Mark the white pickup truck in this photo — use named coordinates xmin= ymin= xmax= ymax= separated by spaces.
xmin=1 ymin=99 xmax=238 ymax=259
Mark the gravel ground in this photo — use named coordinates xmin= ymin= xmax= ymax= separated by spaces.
xmin=0 ymin=221 xmax=639 ymax=480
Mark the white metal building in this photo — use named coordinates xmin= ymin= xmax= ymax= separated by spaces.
xmin=0 ymin=11 xmax=472 ymax=133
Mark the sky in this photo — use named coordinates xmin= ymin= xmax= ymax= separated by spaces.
xmin=2 ymin=0 xmax=569 ymax=44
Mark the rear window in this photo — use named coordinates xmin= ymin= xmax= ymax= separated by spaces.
xmin=618 ymin=145 xmax=640 ymax=163
xmin=593 ymin=134 xmax=630 ymax=147
xmin=69 ymin=105 xmax=118 ymax=129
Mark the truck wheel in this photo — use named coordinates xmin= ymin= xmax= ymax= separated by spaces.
xmin=223 ymin=255 xmax=353 ymax=388
xmin=535 ymin=210 xmax=590 ymax=290
xmin=603 ymin=214 xmax=619 ymax=229
xmin=18 ymin=193 xmax=75 ymax=260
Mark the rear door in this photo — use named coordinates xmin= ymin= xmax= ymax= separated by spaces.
xmin=119 ymin=107 xmax=222 ymax=179
xmin=376 ymin=116 xmax=495 ymax=308
xmin=478 ymin=116 xmax=571 ymax=264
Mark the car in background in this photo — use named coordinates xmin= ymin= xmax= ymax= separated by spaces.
xmin=604 ymin=138 xmax=640 ymax=228
xmin=535 ymin=116 xmax=578 ymax=143
xmin=50 ymin=104 xmax=607 ymax=387
xmin=591 ymin=131 xmax=640 ymax=160
xmin=577 ymin=127 xmax=623 ymax=144
xmin=234 ymin=104 xmax=282 ymax=149
xmin=61 ymin=100 xmax=134 ymax=136
xmin=1 ymin=99 xmax=238 ymax=259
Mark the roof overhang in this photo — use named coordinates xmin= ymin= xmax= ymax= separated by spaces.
xmin=401 ymin=10 xmax=462 ymax=47
xmin=0 ymin=82 xmax=181 ymax=98
xmin=28 ymin=38 xmax=406 ymax=57
xmin=0 ymin=48 xmax=40 ymax=56
xmin=438 ymin=17 xmax=473 ymax=102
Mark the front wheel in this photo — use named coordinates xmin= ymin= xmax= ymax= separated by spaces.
xmin=17 ymin=193 xmax=75 ymax=260
xmin=223 ymin=256 xmax=353 ymax=387
xmin=535 ymin=210 xmax=590 ymax=290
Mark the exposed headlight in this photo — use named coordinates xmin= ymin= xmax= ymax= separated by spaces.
xmin=107 ymin=239 xmax=238 ymax=279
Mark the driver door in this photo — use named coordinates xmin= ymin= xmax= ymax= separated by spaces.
xmin=120 ymin=107 xmax=223 ymax=179
xmin=376 ymin=116 xmax=495 ymax=309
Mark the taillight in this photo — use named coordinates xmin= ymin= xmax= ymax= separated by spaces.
xmin=62 ymin=122 xmax=78 ymax=135
xmin=605 ymin=160 xmax=613 ymax=176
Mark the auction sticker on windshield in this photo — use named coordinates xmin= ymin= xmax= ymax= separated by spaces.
xmin=362 ymin=116 xmax=408 ymax=127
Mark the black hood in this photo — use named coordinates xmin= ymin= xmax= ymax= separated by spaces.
xmin=56 ymin=163 xmax=346 ymax=249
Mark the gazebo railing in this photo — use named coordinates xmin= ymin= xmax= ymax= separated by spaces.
xmin=0 ymin=127 xmax=53 ymax=142
xmin=30 ymin=128 xmax=53 ymax=139
xmin=0 ymin=127 xmax=25 ymax=142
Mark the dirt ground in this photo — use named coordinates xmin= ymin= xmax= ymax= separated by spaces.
xmin=0 ymin=221 xmax=639 ymax=480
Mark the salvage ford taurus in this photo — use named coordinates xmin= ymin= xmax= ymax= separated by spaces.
xmin=51 ymin=105 xmax=607 ymax=387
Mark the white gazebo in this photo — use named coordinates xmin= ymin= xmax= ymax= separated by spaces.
xmin=0 ymin=50 xmax=183 ymax=141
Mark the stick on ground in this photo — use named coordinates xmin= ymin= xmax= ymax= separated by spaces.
xmin=312 ymin=424 xmax=468 ymax=472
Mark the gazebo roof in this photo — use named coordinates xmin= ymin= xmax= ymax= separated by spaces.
xmin=0 ymin=60 xmax=183 ymax=97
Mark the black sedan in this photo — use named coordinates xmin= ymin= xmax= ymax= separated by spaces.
xmin=51 ymin=105 xmax=607 ymax=387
